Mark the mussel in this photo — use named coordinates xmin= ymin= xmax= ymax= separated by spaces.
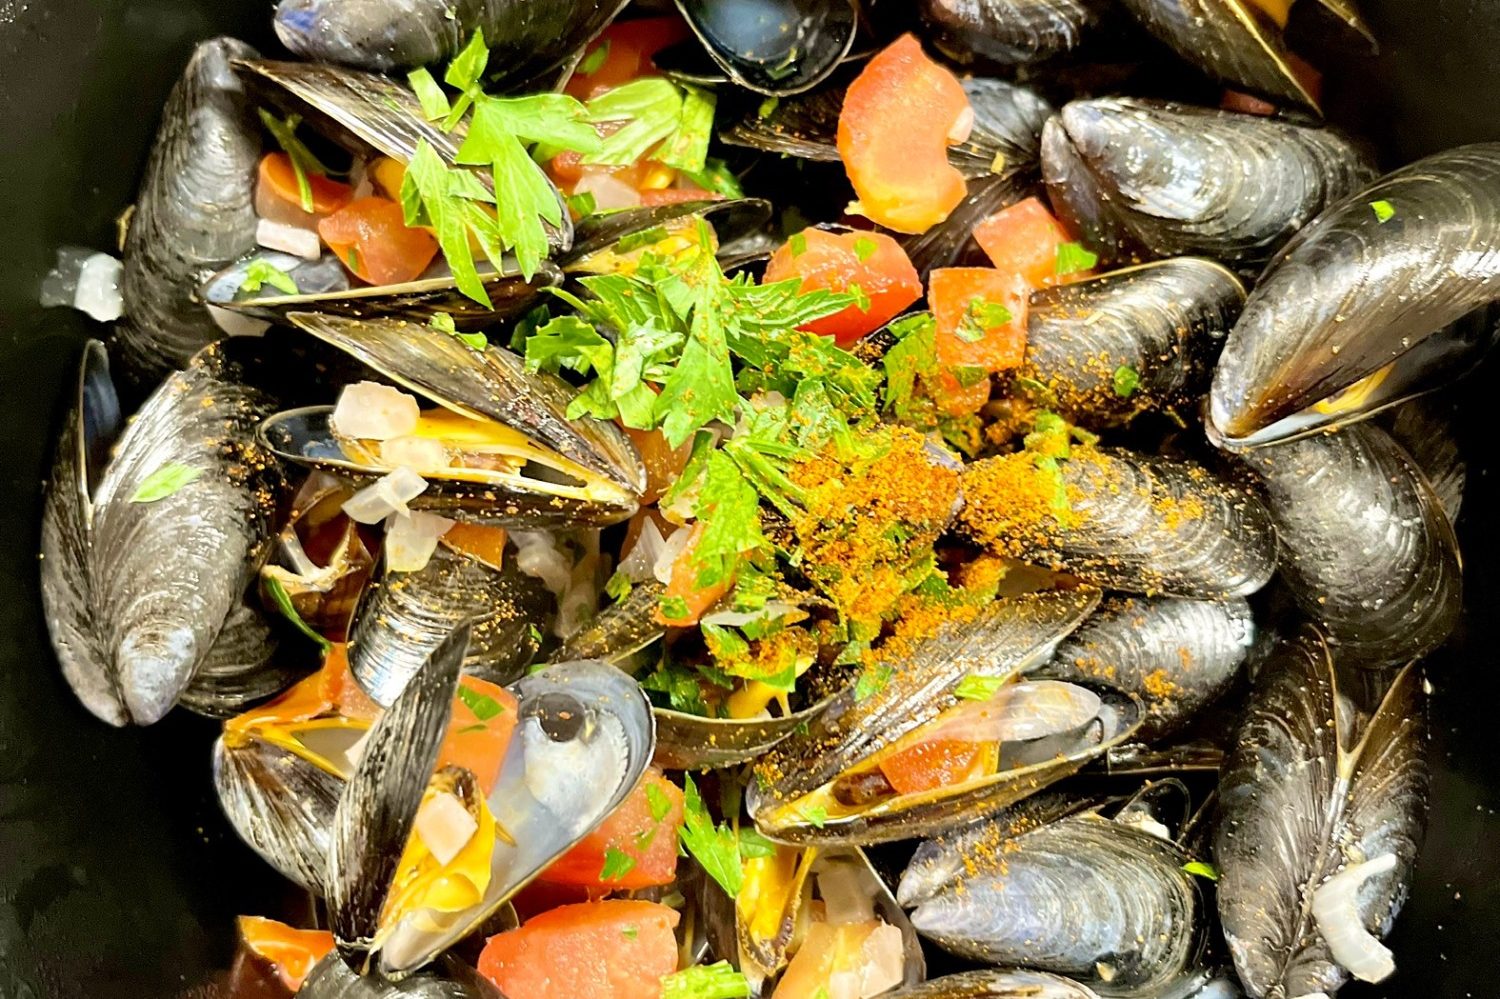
xmin=1041 ymin=98 xmax=1376 ymax=270
xmin=1215 ymin=628 xmax=1427 ymax=997
xmin=748 ymin=588 xmax=1147 ymax=844
xmin=261 ymin=474 xmax=377 ymax=639
xmin=1239 ymin=422 xmax=1461 ymax=669
xmin=177 ymin=603 xmax=297 ymax=720
xmin=114 ymin=37 xmax=261 ymax=380
xmin=259 ymin=313 xmax=645 ymax=528
xmin=898 ymin=795 xmax=1205 ymax=996
xmin=1018 ymin=258 xmax=1245 ymax=426
xmin=884 ymin=969 xmax=1103 ymax=998
xmin=958 ymin=447 xmax=1278 ymax=600
xmin=272 ymin=0 xmax=630 ymax=85
xmin=559 ymin=197 xmax=775 ymax=274
xmin=672 ymin=0 xmax=858 ymax=96
xmin=1209 ymin=144 xmax=1500 ymax=448
xmin=1036 ymin=594 xmax=1254 ymax=740
xmin=40 ymin=339 xmax=285 ymax=726
xmin=920 ymin=0 xmax=1112 ymax=67
xmin=297 ymin=952 xmax=502 ymax=998
xmin=1383 ymin=399 xmax=1465 ymax=524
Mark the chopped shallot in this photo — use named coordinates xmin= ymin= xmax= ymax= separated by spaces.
xmin=414 ymin=792 xmax=479 ymax=866
xmin=384 ymin=511 xmax=454 ymax=572
xmin=858 ymin=923 xmax=906 ymax=997
xmin=818 ymin=864 xmax=876 ymax=926
xmin=256 ymin=217 xmax=323 ymax=260
xmin=1311 ymin=853 xmax=1398 ymax=984
xmin=654 ymin=523 xmax=693 ymax=584
xmin=618 ymin=517 xmax=667 ymax=582
xmin=575 ymin=170 xmax=642 ymax=210
xmin=342 ymin=467 xmax=428 ymax=524
xmin=207 ymin=304 xmax=270 ymax=336
xmin=40 ymin=247 xmax=124 ymax=322
xmin=381 ymin=434 xmax=449 ymax=472
xmin=332 ymin=382 xmax=421 ymax=441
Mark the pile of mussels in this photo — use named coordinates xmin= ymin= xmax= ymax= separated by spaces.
xmin=36 ymin=0 xmax=1498 ymax=997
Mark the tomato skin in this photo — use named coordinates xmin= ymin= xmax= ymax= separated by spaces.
xmin=878 ymin=738 xmax=985 ymax=795
xmin=538 ymin=769 xmax=685 ymax=888
xmin=972 ymin=198 xmax=1087 ymax=289
xmin=655 ymin=522 xmax=734 ymax=626
xmin=837 ymin=33 xmax=970 ymax=234
xmin=564 ymin=17 xmax=690 ymax=99
xmin=477 ymin=900 xmax=681 ymax=999
xmin=317 ymin=196 xmax=439 ymax=286
xmin=256 ymin=152 xmax=354 ymax=219
xmin=762 ymin=228 xmax=922 ymax=345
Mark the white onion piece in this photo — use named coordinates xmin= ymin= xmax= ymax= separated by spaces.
xmin=1116 ymin=813 xmax=1173 ymax=842
xmin=922 ymin=681 xmax=1101 ymax=745
xmin=858 ymin=922 xmax=907 ymax=997
xmin=207 ymin=304 xmax=270 ymax=336
xmin=256 ymin=217 xmax=323 ymax=260
xmin=818 ymin=864 xmax=875 ymax=926
xmin=947 ymin=104 xmax=975 ymax=145
xmin=1311 ymin=853 xmax=1398 ymax=984
xmin=618 ymin=518 xmax=667 ymax=582
xmin=381 ymin=435 xmax=450 ymax=472
xmin=575 ymin=170 xmax=642 ymax=210
xmin=701 ymin=601 xmax=801 ymax=630
xmin=41 ymin=248 xmax=125 ymax=322
xmin=342 ymin=467 xmax=429 ymax=524
xmin=384 ymin=511 xmax=454 ymax=572
xmin=332 ymin=381 xmax=421 ymax=441
xmin=555 ymin=531 xmax=602 ymax=639
xmin=654 ymin=523 xmax=692 ymax=583
xmin=511 ymin=530 xmax=574 ymax=595
xmin=413 ymin=792 xmax=478 ymax=866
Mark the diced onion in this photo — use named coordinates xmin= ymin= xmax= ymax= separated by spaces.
xmin=1311 ymin=853 xmax=1398 ymax=984
xmin=256 ymin=217 xmax=323 ymax=260
xmin=511 ymin=530 xmax=574 ymax=595
xmin=381 ymin=435 xmax=450 ymax=472
xmin=818 ymin=864 xmax=875 ymax=926
xmin=40 ymin=247 xmax=124 ymax=322
xmin=947 ymin=105 xmax=975 ymax=145
xmin=342 ymin=467 xmax=429 ymax=524
xmin=555 ymin=531 xmax=603 ymax=639
xmin=414 ymin=792 xmax=478 ymax=866
xmin=654 ymin=523 xmax=692 ymax=584
xmin=575 ymin=170 xmax=642 ymax=210
xmin=332 ymin=382 xmax=421 ymax=441
xmin=384 ymin=511 xmax=454 ymax=572
xmin=858 ymin=922 xmax=906 ymax=997
xmin=618 ymin=517 xmax=667 ymax=582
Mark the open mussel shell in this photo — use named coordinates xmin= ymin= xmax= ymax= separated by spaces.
xmin=748 ymin=589 xmax=1150 ymax=845
xmin=261 ymin=474 xmax=376 ymax=638
xmin=177 ymin=603 xmax=299 ymax=719
xmin=1042 ymin=98 xmax=1376 ymax=270
xmin=884 ymin=969 xmax=1103 ymax=998
xmin=40 ymin=338 xmax=286 ymax=726
xmin=1020 ymin=258 xmax=1245 ymax=426
xmin=920 ymin=0 xmax=1112 ymax=67
xmin=1035 ymin=595 xmax=1254 ymax=741
xmin=559 ymin=197 xmax=774 ymax=273
xmin=272 ymin=0 xmax=629 ymax=86
xmin=203 ymin=249 xmax=562 ymax=329
xmin=673 ymin=0 xmax=857 ymax=96
xmin=1215 ymin=628 xmax=1427 ymax=998
xmin=1209 ymin=144 xmax=1500 ymax=448
xmin=235 ymin=59 xmax=571 ymax=255
xmin=115 ymin=37 xmax=261 ymax=381
xmin=959 ymin=449 xmax=1278 ymax=600
xmin=347 ymin=542 xmax=549 ymax=707
xmin=213 ymin=733 xmax=342 ymax=892
xmin=1240 ymin=422 xmax=1461 ymax=669
xmin=298 ymin=952 xmax=503 ymax=998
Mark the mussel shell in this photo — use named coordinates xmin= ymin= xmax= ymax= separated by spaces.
xmin=900 ymin=809 xmax=1203 ymax=995
xmin=560 ymin=197 xmax=774 ymax=272
xmin=1020 ymin=258 xmax=1245 ymax=426
xmin=1214 ymin=629 xmax=1427 ymax=999
xmin=115 ymin=37 xmax=261 ymax=381
xmin=348 ymin=543 xmax=549 ymax=707
xmin=920 ymin=0 xmax=1111 ymax=67
xmin=1115 ymin=0 xmax=1317 ymax=110
xmin=1383 ymin=399 xmax=1464 ymax=525
xmin=1042 ymin=98 xmax=1376 ymax=269
xmin=178 ymin=603 xmax=299 ymax=719
xmin=297 ymin=952 xmax=503 ymax=998
xmin=214 ymin=734 xmax=342 ymax=891
xmin=748 ymin=589 xmax=1149 ymax=844
xmin=1240 ymin=422 xmax=1461 ymax=668
xmin=40 ymin=338 xmax=286 ymax=726
xmin=882 ymin=969 xmax=1102 ymax=998
xmin=1209 ymin=144 xmax=1500 ymax=447
xmin=673 ymin=0 xmax=858 ymax=96
xmin=272 ymin=0 xmax=630 ymax=86
xmin=1036 ymin=595 xmax=1254 ymax=741
xmin=958 ymin=448 xmax=1278 ymax=600
xmin=550 ymin=578 xmax=667 ymax=666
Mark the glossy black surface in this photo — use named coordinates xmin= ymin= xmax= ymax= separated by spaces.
xmin=0 ymin=2 xmax=1496 ymax=997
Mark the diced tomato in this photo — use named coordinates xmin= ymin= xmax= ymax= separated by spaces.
xmin=1286 ymin=52 xmax=1324 ymax=107
xmin=443 ymin=523 xmax=508 ymax=570
xmin=762 ymin=228 xmax=922 ymax=346
xmin=623 ymin=425 xmax=695 ymax=504
xmin=478 ymin=900 xmax=681 ymax=999
xmin=655 ymin=522 xmax=734 ymax=626
xmin=256 ymin=152 xmax=354 ymax=219
xmin=641 ymin=187 xmax=722 ymax=206
xmin=930 ymin=267 xmax=1030 ymax=373
xmin=317 ymin=196 xmax=439 ymax=286
xmin=837 ymin=34 xmax=970 ymax=234
xmin=237 ymin=916 xmax=335 ymax=992
xmin=878 ymin=738 xmax=986 ymax=795
xmin=436 ymin=676 xmax=518 ymax=794
xmin=564 ymin=17 xmax=691 ymax=99
xmin=1221 ymin=89 xmax=1280 ymax=116
xmin=932 ymin=368 xmax=994 ymax=417
xmin=539 ymin=769 xmax=685 ymax=889
xmin=972 ymin=198 xmax=1089 ymax=289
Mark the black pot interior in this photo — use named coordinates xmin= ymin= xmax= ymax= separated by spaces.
xmin=0 ymin=2 xmax=1496 ymax=996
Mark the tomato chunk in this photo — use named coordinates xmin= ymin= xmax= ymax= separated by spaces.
xmin=436 ymin=676 xmax=518 ymax=794
xmin=539 ymin=768 xmax=685 ymax=888
xmin=564 ymin=17 xmax=690 ymax=99
xmin=837 ymin=34 xmax=970 ymax=234
xmin=317 ymin=196 xmax=439 ymax=286
xmin=655 ymin=522 xmax=734 ymax=626
xmin=256 ymin=152 xmax=354 ymax=219
xmin=478 ymin=900 xmax=681 ymax=999
xmin=972 ymin=198 xmax=1090 ymax=289
xmin=237 ymin=916 xmax=334 ymax=992
xmin=762 ymin=228 xmax=922 ymax=346
xmin=930 ymin=268 xmax=1030 ymax=372
xmin=878 ymin=738 xmax=986 ymax=795
xmin=623 ymin=425 xmax=695 ymax=504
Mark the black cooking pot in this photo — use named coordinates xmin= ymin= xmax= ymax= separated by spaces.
xmin=1 ymin=3 xmax=1496 ymax=997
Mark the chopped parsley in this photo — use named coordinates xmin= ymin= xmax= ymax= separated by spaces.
xmin=600 ymin=846 xmax=638 ymax=881
xmin=678 ymin=774 xmax=743 ymax=897
xmin=1182 ymin=860 xmax=1220 ymax=881
xmin=956 ymin=295 xmax=1013 ymax=342
xmin=1112 ymin=364 xmax=1141 ymax=398
xmin=853 ymin=236 xmax=878 ymax=262
xmin=262 ymin=576 xmax=332 ymax=652
xmin=605 ymin=569 xmax=633 ymax=602
xmin=455 ymin=685 xmax=504 ymax=721
xmin=578 ymin=39 xmax=611 ymax=77
xmin=431 ymin=312 xmax=487 ymax=349
xmin=954 ymin=673 xmax=1007 ymax=700
xmin=757 ymin=95 xmax=780 ymax=119
xmin=1054 ymin=240 xmax=1098 ymax=276
xmin=679 ymin=158 xmax=745 ymax=199
xmin=854 ymin=663 xmax=894 ymax=702
xmin=129 ymin=463 xmax=201 ymax=503
xmin=798 ymin=804 xmax=828 ymax=829
xmin=645 ymin=782 xmax=673 ymax=822
xmin=659 ymin=962 xmax=753 ymax=999
xmin=565 ymin=190 xmax=597 ymax=216
xmin=238 ymin=260 xmax=298 ymax=297
xmin=788 ymin=232 xmax=808 ymax=257
xmin=621 ymin=924 xmax=638 ymax=940
xmin=257 ymin=109 xmax=336 ymax=214
xmin=1370 ymin=199 xmax=1395 ymax=223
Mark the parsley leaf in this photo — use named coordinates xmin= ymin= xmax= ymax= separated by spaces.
xmin=1054 ymin=241 xmax=1098 ymax=276
xmin=679 ymin=774 xmax=743 ymax=897
xmin=798 ymin=804 xmax=828 ymax=829
xmin=600 ymin=846 xmax=638 ymax=881
xmin=586 ymin=78 xmax=715 ymax=173
xmin=605 ymin=570 xmax=633 ymax=602
xmin=578 ymin=39 xmax=611 ymax=77
xmin=456 ymin=685 xmax=504 ymax=720
xmin=130 ymin=463 xmax=201 ymax=503
xmin=882 ymin=312 xmax=938 ymax=425
xmin=239 ymin=259 xmax=298 ymax=296
xmin=853 ymin=236 xmax=877 ymax=262
xmin=1112 ymin=364 xmax=1140 ymax=398
xmin=679 ymin=158 xmax=745 ymax=198
xmin=262 ymin=576 xmax=332 ymax=652
xmin=737 ymin=827 xmax=779 ymax=860
xmin=1182 ymin=860 xmax=1220 ymax=881
xmin=257 ymin=109 xmax=334 ymax=214
xmin=407 ymin=67 xmax=452 ymax=121
xmin=659 ymin=961 xmax=753 ymax=999
xmin=1370 ymin=199 xmax=1395 ymax=223
xmin=954 ymin=673 xmax=1006 ymax=700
